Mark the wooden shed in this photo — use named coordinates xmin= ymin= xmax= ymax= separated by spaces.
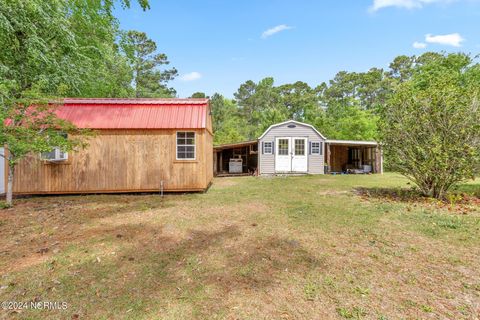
xmin=10 ymin=98 xmax=213 ymax=194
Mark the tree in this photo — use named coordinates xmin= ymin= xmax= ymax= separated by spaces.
xmin=277 ymin=81 xmax=322 ymax=121
xmin=234 ymin=78 xmax=284 ymax=139
xmin=121 ymin=30 xmax=178 ymax=98
xmin=66 ymin=0 xmax=135 ymax=98
xmin=233 ymin=78 xmax=326 ymax=140
xmin=191 ymin=92 xmax=206 ymax=98
xmin=318 ymin=69 xmax=383 ymax=140
xmin=0 ymin=0 xmax=148 ymax=205
xmin=387 ymin=55 xmax=415 ymax=82
xmin=210 ymin=93 xmax=246 ymax=144
xmin=379 ymin=53 xmax=480 ymax=199
xmin=322 ymin=104 xmax=378 ymax=140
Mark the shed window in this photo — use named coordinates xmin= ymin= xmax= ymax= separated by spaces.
xmin=263 ymin=142 xmax=273 ymax=154
xmin=278 ymin=139 xmax=289 ymax=155
xmin=294 ymin=139 xmax=305 ymax=156
xmin=41 ymin=147 xmax=68 ymax=161
xmin=311 ymin=142 xmax=322 ymax=155
xmin=176 ymin=132 xmax=196 ymax=160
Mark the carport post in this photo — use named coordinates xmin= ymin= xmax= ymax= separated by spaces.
xmin=375 ymin=146 xmax=383 ymax=174
xmin=326 ymin=143 xmax=331 ymax=174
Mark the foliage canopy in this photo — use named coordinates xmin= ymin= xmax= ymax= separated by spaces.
xmin=379 ymin=53 xmax=480 ymax=198
xmin=0 ymin=0 xmax=155 ymax=205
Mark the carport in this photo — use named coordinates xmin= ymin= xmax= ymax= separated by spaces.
xmin=213 ymin=141 xmax=258 ymax=176
xmin=325 ymin=140 xmax=383 ymax=174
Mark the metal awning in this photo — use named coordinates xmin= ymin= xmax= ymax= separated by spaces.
xmin=213 ymin=140 xmax=258 ymax=151
xmin=326 ymin=139 xmax=378 ymax=146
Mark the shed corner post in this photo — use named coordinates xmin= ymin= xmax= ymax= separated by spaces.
xmin=380 ymin=146 xmax=384 ymax=174
xmin=375 ymin=145 xmax=383 ymax=174
xmin=219 ymin=151 xmax=223 ymax=174
xmin=256 ymin=140 xmax=260 ymax=176
xmin=213 ymin=150 xmax=217 ymax=176
xmin=326 ymin=142 xmax=331 ymax=174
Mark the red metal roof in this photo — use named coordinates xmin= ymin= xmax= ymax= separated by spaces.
xmin=56 ymin=98 xmax=209 ymax=129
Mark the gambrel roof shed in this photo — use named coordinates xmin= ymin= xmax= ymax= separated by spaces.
xmin=255 ymin=120 xmax=383 ymax=175
xmin=10 ymin=98 xmax=214 ymax=195
xmin=258 ymin=120 xmax=326 ymax=175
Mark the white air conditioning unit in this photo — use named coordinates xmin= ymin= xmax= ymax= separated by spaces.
xmin=41 ymin=147 xmax=68 ymax=162
xmin=229 ymin=158 xmax=243 ymax=174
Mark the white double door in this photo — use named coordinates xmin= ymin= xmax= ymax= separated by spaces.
xmin=275 ymin=137 xmax=308 ymax=173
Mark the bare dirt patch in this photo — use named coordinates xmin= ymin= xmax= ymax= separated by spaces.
xmin=211 ymin=178 xmax=240 ymax=188
xmin=1 ymin=174 xmax=479 ymax=319
xmin=317 ymin=190 xmax=349 ymax=196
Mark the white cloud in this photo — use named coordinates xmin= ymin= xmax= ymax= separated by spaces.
xmin=413 ymin=41 xmax=427 ymax=49
xmin=261 ymin=24 xmax=293 ymax=39
xmin=425 ymin=33 xmax=464 ymax=47
xmin=370 ymin=0 xmax=454 ymax=11
xmin=180 ymin=72 xmax=202 ymax=81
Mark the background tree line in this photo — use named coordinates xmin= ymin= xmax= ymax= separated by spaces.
xmin=209 ymin=52 xmax=477 ymax=145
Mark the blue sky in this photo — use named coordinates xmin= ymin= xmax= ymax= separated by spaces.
xmin=114 ymin=0 xmax=480 ymax=98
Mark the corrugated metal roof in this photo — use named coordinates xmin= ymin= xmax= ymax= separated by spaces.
xmin=56 ymin=98 xmax=209 ymax=129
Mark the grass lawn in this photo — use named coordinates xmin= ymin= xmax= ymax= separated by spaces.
xmin=0 ymin=173 xmax=479 ymax=319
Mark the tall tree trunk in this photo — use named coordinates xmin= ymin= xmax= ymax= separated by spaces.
xmin=6 ymin=162 xmax=14 ymax=207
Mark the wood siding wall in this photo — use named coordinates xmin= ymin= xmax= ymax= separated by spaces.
xmin=12 ymin=129 xmax=213 ymax=194
xmin=258 ymin=122 xmax=325 ymax=174
xmin=329 ymin=145 xmax=348 ymax=172
xmin=204 ymin=131 xmax=214 ymax=187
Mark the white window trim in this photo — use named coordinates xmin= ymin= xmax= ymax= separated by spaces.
xmin=277 ymin=138 xmax=290 ymax=156
xmin=264 ymin=142 xmax=273 ymax=155
xmin=294 ymin=138 xmax=306 ymax=156
xmin=176 ymin=131 xmax=196 ymax=160
xmin=311 ymin=142 xmax=321 ymax=155
xmin=40 ymin=147 xmax=68 ymax=162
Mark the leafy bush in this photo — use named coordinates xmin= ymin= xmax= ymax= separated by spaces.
xmin=380 ymin=53 xmax=480 ymax=199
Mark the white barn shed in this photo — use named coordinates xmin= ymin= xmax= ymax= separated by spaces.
xmin=258 ymin=120 xmax=326 ymax=174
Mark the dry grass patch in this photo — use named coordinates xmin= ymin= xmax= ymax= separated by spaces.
xmin=0 ymin=173 xmax=479 ymax=319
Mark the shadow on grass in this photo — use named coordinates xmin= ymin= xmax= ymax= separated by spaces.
xmin=452 ymin=182 xmax=480 ymax=198
xmin=355 ymin=187 xmax=427 ymax=203
xmin=356 ymin=183 xmax=479 ymax=203
xmin=1 ymin=222 xmax=324 ymax=319
xmin=355 ymin=185 xmax=480 ymax=217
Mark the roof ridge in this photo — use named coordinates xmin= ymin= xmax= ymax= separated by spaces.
xmin=63 ymin=98 xmax=209 ymax=105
